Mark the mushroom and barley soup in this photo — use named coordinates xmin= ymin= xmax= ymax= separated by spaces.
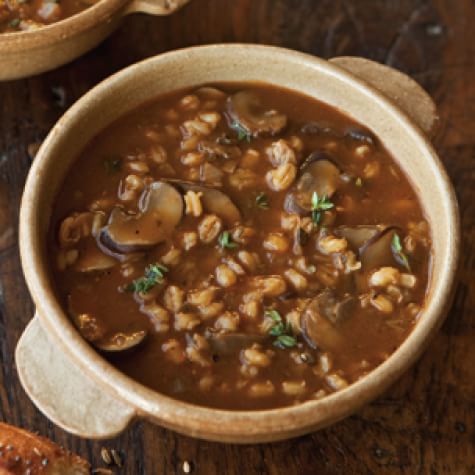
xmin=49 ymin=83 xmax=431 ymax=410
xmin=0 ymin=0 xmax=95 ymax=32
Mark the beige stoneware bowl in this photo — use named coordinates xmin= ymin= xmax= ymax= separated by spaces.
xmin=16 ymin=44 xmax=460 ymax=443
xmin=0 ymin=0 xmax=189 ymax=81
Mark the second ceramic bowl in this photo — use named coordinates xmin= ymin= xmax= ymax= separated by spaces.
xmin=0 ymin=0 xmax=189 ymax=81
xmin=16 ymin=44 xmax=459 ymax=443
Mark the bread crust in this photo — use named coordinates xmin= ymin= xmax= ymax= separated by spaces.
xmin=0 ymin=423 xmax=90 ymax=474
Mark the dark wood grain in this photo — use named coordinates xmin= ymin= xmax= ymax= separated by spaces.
xmin=1 ymin=0 xmax=474 ymax=473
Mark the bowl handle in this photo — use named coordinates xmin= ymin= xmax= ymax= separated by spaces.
xmin=329 ymin=56 xmax=438 ymax=137
xmin=15 ymin=316 xmax=136 ymax=439
xmin=123 ymin=0 xmax=189 ymax=16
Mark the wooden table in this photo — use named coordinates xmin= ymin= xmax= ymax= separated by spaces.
xmin=1 ymin=0 xmax=474 ymax=473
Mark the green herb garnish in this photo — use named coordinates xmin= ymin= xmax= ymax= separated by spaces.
xmin=274 ymin=334 xmax=297 ymax=348
xmin=104 ymin=158 xmax=122 ymax=174
xmin=264 ymin=309 xmax=297 ymax=349
xmin=127 ymin=263 xmax=168 ymax=293
xmin=218 ymin=231 xmax=238 ymax=249
xmin=230 ymin=121 xmax=251 ymax=143
xmin=265 ymin=309 xmax=281 ymax=322
xmin=311 ymin=191 xmax=334 ymax=226
xmin=9 ymin=18 xmax=20 ymax=28
xmin=255 ymin=192 xmax=269 ymax=209
xmin=355 ymin=177 xmax=363 ymax=187
xmin=391 ymin=233 xmax=411 ymax=271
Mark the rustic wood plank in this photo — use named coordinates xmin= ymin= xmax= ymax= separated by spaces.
xmin=0 ymin=0 xmax=474 ymax=473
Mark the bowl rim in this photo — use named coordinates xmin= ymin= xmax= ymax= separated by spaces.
xmin=19 ymin=44 xmax=460 ymax=438
xmin=0 ymin=0 xmax=127 ymax=49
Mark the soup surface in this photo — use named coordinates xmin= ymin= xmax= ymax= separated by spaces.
xmin=0 ymin=0 xmax=94 ymax=32
xmin=49 ymin=83 xmax=431 ymax=410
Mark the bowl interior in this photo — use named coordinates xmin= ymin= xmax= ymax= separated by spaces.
xmin=20 ymin=45 xmax=459 ymax=441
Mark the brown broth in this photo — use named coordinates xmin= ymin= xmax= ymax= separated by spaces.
xmin=48 ymin=83 xmax=431 ymax=410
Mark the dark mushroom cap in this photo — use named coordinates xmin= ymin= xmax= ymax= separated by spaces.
xmin=360 ymin=226 xmax=401 ymax=271
xmin=99 ymin=181 xmax=183 ymax=254
xmin=335 ymin=224 xmax=401 ymax=271
xmin=335 ymin=225 xmax=403 ymax=292
xmin=335 ymin=225 xmax=384 ymax=251
xmin=227 ymin=90 xmax=288 ymax=137
xmin=300 ymin=290 xmax=356 ymax=351
xmin=285 ymin=151 xmax=342 ymax=215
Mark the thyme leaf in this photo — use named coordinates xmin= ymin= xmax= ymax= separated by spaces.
xmin=264 ymin=309 xmax=297 ymax=349
xmin=264 ymin=309 xmax=282 ymax=322
xmin=391 ymin=233 xmax=411 ymax=271
xmin=127 ymin=263 xmax=168 ymax=293
xmin=218 ymin=231 xmax=238 ymax=249
xmin=229 ymin=121 xmax=251 ymax=143
xmin=311 ymin=191 xmax=334 ymax=226
xmin=274 ymin=334 xmax=297 ymax=349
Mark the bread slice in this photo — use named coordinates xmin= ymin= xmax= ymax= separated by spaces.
xmin=0 ymin=423 xmax=90 ymax=474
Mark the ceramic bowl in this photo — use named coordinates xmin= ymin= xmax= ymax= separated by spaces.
xmin=16 ymin=44 xmax=460 ymax=443
xmin=0 ymin=0 xmax=189 ymax=81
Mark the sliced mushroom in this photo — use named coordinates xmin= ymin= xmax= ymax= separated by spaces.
xmin=335 ymin=224 xmax=401 ymax=271
xmin=285 ymin=151 xmax=343 ymax=214
xmin=193 ymin=186 xmax=240 ymax=223
xmin=300 ymin=290 xmax=356 ymax=351
xmin=95 ymin=330 xmax=147 ymax=353
xmin=205 ymin=330 xmax=267 ymax=357
xmin=336 ymin=225 xmax=403 ymax=291
xmin=317 ymin=290 xmax=357 ymax=324
xmin=100 ymin=181 xmax=183 ymax=254
xmin=335 ymin=225 xmax=384 ymax=250
xmin=360 ymin=226 xmax=400 ymax=271
xmin=74 ymin=245 xmax=117 ymax=272
xmin=164 ymin=179 xmax=242 ymax=224
xmin=227 ymin=90 xmax=287 ymax=137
